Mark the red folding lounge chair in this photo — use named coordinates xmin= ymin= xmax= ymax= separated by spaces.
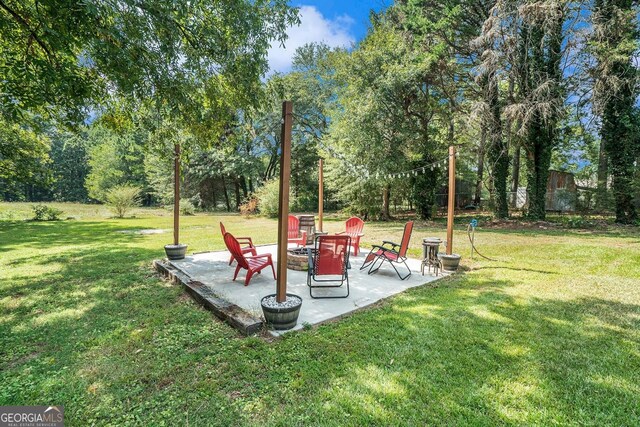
xmin=307 ymin=235 xmax=351 ymax=298
xmin=220 ymin=222 xmax=257 ymax=265
xmin=287 ymin=215 xmax=307 ymax=247
xmin=223 ymin=232 xmax=276 ymax=286
xmin=336 ymin=216 xmax=365 ymax=256
xmin=360 ymin=221 xmax=413 ymax=280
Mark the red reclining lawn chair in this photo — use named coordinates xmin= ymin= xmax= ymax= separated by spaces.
xmin=360 ymin=221 xmax=413 ymax=280
xmin=220 ymin=222 xmax=257 ymax=265
xmin=287 ymin=215 xmax=307 ymax=247
xmin=336 ymin=216 xmax=364 ymax=256
xmin=223 ymin=232 xmax=276 ymax=286
xmin=307 ymin=235 xmax=351 ymax=298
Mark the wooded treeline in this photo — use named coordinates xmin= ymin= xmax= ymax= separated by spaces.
xmin=1 ymin=0 xmax=638 ymax=222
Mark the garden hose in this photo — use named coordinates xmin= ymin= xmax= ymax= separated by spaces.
xmin=467 ymin=224 xmax=496 ymax=261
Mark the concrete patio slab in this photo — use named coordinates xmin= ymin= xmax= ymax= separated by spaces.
xmin=164 ymin=244 xmax=446 ymax=335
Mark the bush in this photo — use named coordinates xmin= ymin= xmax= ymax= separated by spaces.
xmin=106 ymin=185 xmax=141 ymax=218
xmin=180 ymin=199 xmax=196 ymax=215
xmin=239 ymin=197 xmax=259 ymax=217
xmin=163 ymin=199 xmax=197 ymax=215
xmin=31 ymin=204 xmax=64 ymax=221
xmin=254 ymin=180 xmax=296 ymax=218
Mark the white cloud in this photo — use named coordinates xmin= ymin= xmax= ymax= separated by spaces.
xmin=267 ymin=5 xmax=355 ymax=74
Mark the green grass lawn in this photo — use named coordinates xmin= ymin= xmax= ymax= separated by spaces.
xmin=1 ymin=203 xmax=639 ymax=426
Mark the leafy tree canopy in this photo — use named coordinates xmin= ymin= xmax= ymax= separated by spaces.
xmin=0 ymin=0 xmax=299 ymax=128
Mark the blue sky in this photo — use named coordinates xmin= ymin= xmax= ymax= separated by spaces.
xmin=267 ymin=1 xmax=389 ymax=73
xmin=303 ymin=0 xmax=390 ymax=40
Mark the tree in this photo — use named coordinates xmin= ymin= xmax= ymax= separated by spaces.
xmin=85 ymin=125 xmax=148 ymax=202
xmin=591 ymin=0 xmax=639 ymax=223
xmin=481 ymin=0 xmax=579 ymax=220
xmin=1 ymin=0 xmax=298 ymax=127
xmin=326 ymin=13 xmax=452 ymax=220
xmin=49 ymin=132 xmax=90 ymax=202
xmin=0 ymin=119 xmax=50 ymax=200
xmin=474 ymin=28 xmax=510 ymax=218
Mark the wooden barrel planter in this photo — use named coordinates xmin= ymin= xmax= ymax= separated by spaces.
xmin=297 ymin=215 xmax=316 ymax=245
xmin=261 ymin=293 xmax=303 ymax=330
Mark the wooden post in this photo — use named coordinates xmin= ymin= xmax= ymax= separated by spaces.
xmin=276 ymin=101 xmax=293 ymax=303
xmin=318 ymin=158 xmax=324 ymax=232
xmin=446 ymin=145 xmax=456 ymax=255
xmin=173 ymin=143 xmax=180 ymax=246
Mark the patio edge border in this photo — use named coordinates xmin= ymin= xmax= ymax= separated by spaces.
xmin=153 ymin=260 xmax=264 ymax=335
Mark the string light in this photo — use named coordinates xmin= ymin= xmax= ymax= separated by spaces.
xmin=317 ymin=139 xmax=458 ymax=181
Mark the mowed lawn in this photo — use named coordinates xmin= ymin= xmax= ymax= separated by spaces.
xmin=1 ymin=203 xmax=639 ymax=426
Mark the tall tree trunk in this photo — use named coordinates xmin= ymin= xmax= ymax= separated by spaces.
xmin=596 ymin=139 xmax=608 ymax=211
xmin=525 ymin=118 xmax=555 ymax=220
xmin=519 ymin=18 xmax=563 ymax=220
xmin=381 ymin=185 xmax=391 ymax=220
xmin=265 ymin=149 xmax=279 ymax=180
xmin=486 ymin=71 xmax=509 ymax=218
xmin=221 ymin=176 xmax=231 ymax=212
xmin=511 ymin=144 xmax=521 ymax=208
xmin=240 ymin=176 xmax=248 ymax=198
xmin=475 ymin=127 xmax=486 ymax=206
xmin=234 ymin=178 xmax=241 ymax=210
xmin=210 ymin=180 xmax=217 ymax=210
xmin=507 ymin=79 xmax=519 ymax=209
xmin=602 ymin=99 xmax=637 ymax=223
xmin=592 ymin=0 xmax=637 ymax=222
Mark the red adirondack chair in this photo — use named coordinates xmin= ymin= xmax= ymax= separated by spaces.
xmin=307 ymin=235 xmax=351 ymax=298
xmin=223 ymin=232 xmax=276 ymax=286
xmin=287 ymin=215 xmax=307 ymax=247
xmin=360 ymin=221 xmax=414 ymax=280
xmin=220 ymin=222 xmax=257 ymax=265
xmin=336 ymin=216 xmax=365 ymax=256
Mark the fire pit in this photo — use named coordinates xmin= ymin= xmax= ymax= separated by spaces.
xmin=286 ymin=247 xmax=315 ymax=271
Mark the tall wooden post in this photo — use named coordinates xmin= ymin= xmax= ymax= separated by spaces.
xmin=318 ymin=159 xmax=324 ymax=232
xmin=446 ymin=145 xmax=456 ymax=255
xmin=173 ymin=143 xmax=180 ymax=246
xmin=276 ymin=101 xmax=293 ymax=303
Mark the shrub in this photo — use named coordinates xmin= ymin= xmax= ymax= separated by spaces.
xmin=106 ymin=185 xmax=141 ymax=218
xmin=163 ymin=199 xmax=197 ymax=215
xmin=31 ymin=204 xmax=64 ymax=221
xmin=254 ymin=180 xmax=296 ymax=218
xmin=239 ymin=197 xmax=259 ymax=217
xmin=180 ymin=199 xmax=196 ymax=215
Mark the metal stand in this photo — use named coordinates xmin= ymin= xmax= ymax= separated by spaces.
xmin=421 ymin=238 xmax=442 ymax=276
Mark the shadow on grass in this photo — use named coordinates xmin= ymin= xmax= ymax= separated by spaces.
xmin=472 ymin=266 xmax=560 ymax=275
xmin=0 ymin=220 xmax=152 ymax=252
xmin=1 ymin=220 xmax=639 ymax=425
xmin=247 ymin=277 xmax=640 ymax=425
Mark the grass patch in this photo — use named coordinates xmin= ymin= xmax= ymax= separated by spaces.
xmin=1 ymin=203 xmax=639 ymax=425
